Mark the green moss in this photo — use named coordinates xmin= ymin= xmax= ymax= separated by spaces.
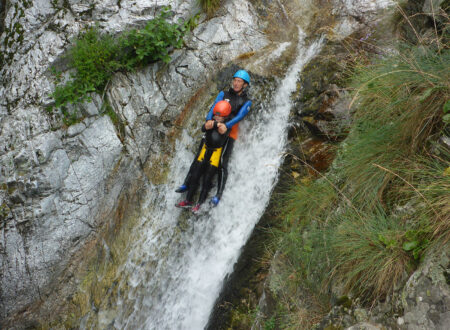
xmin=0 ymin=203 xmax=10 ymax=218
xmin=13 ymin=22 xmax=23 ymax=34
xmin=2 ymin=3 xmax=27 ymax=66
xmin=198 ymin=0 xmax=222 ymax=17
xmin=7 ymin=184 xmax=16 ymax=195
xmin=228 ymin=306 xmax=257 ymax=329
xmin=60 ymin=106 xmax=83 ymax=126
xmin=335 ymin=296 xmax=352 ymax=309
xmin=101 ymin=102 xmax=125 ymax=141
xmin=22 ymin=0 xmax=32 ymax=9
xmin=52 ymin=199 xmax=142 ymax=327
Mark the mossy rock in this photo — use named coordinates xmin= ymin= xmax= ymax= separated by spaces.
xmin=335 ymin=296 xmax=353 ymax=309
xmin=294 ymin=39 xmax=351 ymax=117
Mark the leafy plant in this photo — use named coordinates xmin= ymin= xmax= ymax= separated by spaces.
xmin=443 ymin=100 xmax=450 ymax=124
xmin=264 ymin=316 xmax=276 ymax=330
xmin=184 ymin=13 xmax=200 ymax=31
xmin=52 ymin=27 xmax=121 ymax=109
xmin=402 ymin=230 xmax=429 ymax=260
xmin=119 ymin=7 xmax=186 ymax=69
xmin=51 ymin=7 xmax=189 ymax=123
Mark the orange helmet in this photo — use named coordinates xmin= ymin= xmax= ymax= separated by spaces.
xmin=213 ymin=100 xmax=231 ymax=117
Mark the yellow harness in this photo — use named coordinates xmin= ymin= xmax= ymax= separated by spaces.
xmin=197 ymin=144 xmax=223 ymax=168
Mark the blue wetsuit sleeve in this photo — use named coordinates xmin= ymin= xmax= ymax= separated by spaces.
xmin=206 ymin=91 xmax=225 ymax=121
xmin=225 ymin=100 xmax=252 ymax=129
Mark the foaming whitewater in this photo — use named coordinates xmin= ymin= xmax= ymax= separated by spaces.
xmin=110 ymin=29 xmax=323 ymax=329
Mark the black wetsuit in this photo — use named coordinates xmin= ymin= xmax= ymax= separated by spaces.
xmin=184 ymin=121 xmax=230 ymax=205
xmin=211 ymin=89 xmax=250 ymax=199
xmin=182 ymin=88 xmax=251 ymax=201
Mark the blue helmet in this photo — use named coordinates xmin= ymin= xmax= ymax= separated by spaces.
xmin=233 ymin=70 xmax=250 ymax=85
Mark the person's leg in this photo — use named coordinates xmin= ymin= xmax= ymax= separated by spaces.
xmin=184 ymin=161 xmax=204 ymax=202
xmin=212 ymin=138 xmax=235 ymax=205
xmin=176 ymin=137 xmax=205 ymax=193
xmin=197 ymin=165 xmax=217 ymax=206
xmin=179 ymin=146 xmax=212 ymax=208
xmin=176 ymin=160 xmax=205 ymax=208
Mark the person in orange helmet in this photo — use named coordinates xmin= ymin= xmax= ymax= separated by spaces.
xmin=175 ymin=70 xmax=252 ymax=209
xmin=175 ymin=100 xmax=233 ymax=213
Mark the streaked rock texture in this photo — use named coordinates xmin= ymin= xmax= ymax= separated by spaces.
xmin=0 ymin=0 xmax=268 ymax=322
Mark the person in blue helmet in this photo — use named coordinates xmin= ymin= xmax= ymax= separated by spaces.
xmin=175 ymin=69 xmax=252 ymax=208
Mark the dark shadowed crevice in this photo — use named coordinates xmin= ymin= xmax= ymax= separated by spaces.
xmin=0 ymin=0 xmax=7 ymax=34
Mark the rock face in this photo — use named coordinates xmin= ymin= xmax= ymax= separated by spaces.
xmin=294 ymin=0 xmax=397 ymax=141
xmin=310 ymin=245 xmax=450 ymax=330
xmin=0 ymin=0 xmax=268 ymax=323
xmin=399 ymin=246 xmax=450 ymax=329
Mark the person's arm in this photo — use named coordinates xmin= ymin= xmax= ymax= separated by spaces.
xmin=206 ymin=91 xmax=225 ymax=121
xmin=202 ymin=121 xmax=218 ymax=132
xmin=225 ymin=100 xmax=252 ymax=129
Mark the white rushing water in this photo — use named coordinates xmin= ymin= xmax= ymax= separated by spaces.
xmin=109 ymin=29 xmax=323 ymax=330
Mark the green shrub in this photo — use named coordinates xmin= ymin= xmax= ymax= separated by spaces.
xmin=52 ymin=28 xmax=121 ymax=109
xmin=119 ymin=7 xmax=186 ymax=69
xmin=51 ymin=7 xmax=188 ymax=122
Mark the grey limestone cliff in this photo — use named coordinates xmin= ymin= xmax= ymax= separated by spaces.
xmin=0 ymin=0 xmax=268 ymax=323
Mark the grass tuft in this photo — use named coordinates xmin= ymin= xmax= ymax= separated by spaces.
xmin=272 ymin=15 xmax=449 ymax=326
xmin=329 ymin=207 xmax=412 ymax=302
xmin=198 ymin=0 xmax=222 ymax=17
xmin=340 ymin=45 xmax=449 ymax=207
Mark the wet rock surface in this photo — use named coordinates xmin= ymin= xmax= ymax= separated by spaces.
xmin=0 ymin=0 xmax=269 ymax=324
xmin=294 ymin=42 xmax=353 ymax=141
xmin=209 ymin=2 xmax=398 ymax=326
xmin=292 ymin=0 xmax=399 ymax=142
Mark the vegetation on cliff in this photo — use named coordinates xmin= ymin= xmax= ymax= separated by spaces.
xmin=269 ymin=5 xmax=450 ymax=329
xmin=50 ymin=7 xmax=192 ymax=124
xmin=198 ymin=0 xmax=223 ymax=16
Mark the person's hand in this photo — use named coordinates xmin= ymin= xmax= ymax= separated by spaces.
xmin=204 ymin=120 xmax=215 ymax=130
xmin=217 ymin=123 xmax=228 ymax=134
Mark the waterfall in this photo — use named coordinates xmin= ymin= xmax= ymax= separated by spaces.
xmin=107 ymin=29 xmax=324 ymax=330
